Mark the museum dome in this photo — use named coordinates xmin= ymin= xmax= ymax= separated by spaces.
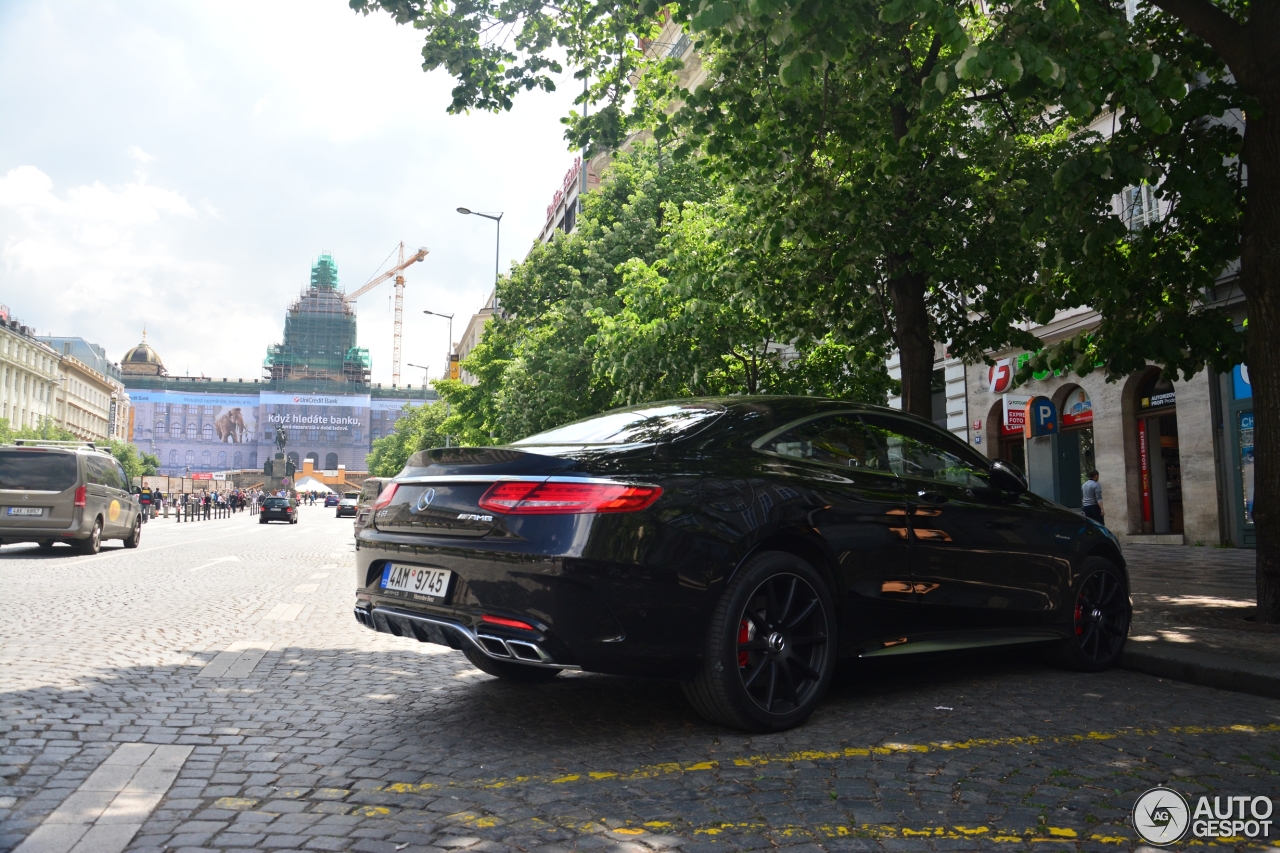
xmin=121 ymin=332 xmax=167 ymax=375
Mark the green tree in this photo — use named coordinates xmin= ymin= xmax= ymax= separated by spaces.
xmin=0 ymin=418 xmax=77 ymax=444
xmin=106 ymin=440 xmax=158 ymax=480
xmin=365 ymin=402 xmax=449 ymax=476
xmin=593 ymin=196 xmax=896 ymax=403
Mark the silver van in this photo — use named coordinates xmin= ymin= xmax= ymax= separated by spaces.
xmin=0 ymin=441 xmax=142 ymax=554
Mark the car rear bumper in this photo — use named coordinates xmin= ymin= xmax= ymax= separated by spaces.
xmin=0 ymin=513 xmax=93 ymax=542
xmin=352 ymin=525 xmax=710 ymax=679
xmin=353 ymin=604 xmax=573 ymax=670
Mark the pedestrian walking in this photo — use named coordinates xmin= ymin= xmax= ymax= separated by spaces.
xmin=1082 ymin=469 xmax=1104 ymax=525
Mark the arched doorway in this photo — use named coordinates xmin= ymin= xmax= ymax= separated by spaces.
xmin=304 ymin=452 xmax=320 ymax=469
xmin=324 ymin=452 xmax=339 ymax=470
xmin=1052 ymin=384 xmax=1096 ymax=509
xmin=986 ymin=399 xmax=1026 ymax=472
xmin=1135 ymin=371 xmax=1182 ymax=534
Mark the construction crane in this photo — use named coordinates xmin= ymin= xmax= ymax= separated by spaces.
xmin=348 ymin=242 xmax=428 ymax=386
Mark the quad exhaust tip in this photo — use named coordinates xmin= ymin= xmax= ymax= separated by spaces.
xmin=355 ymin=604 xmax=569 ymax=669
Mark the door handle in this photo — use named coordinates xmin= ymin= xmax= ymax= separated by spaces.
xmin=916 ymin=491 xmax=949 ymax=505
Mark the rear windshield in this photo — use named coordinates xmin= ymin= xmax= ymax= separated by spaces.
xmin=0 ymin=450 xmax=79 ymax=491
xmin=264 ymin=498 xmax=290 ymax=507
xmin=513 ymin=403 xmax=725 ymax=446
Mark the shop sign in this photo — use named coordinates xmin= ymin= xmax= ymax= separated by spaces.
xmin=988 ymin=359 xmax=1014 ymax=394
xmin=1140 ymin=389 xmax=1176 ymax=410
xmin=1061 ymin=388 xmax=1093 ymax=427
xmin=1003 ymin=393 xmax=1032 ymax=430
xmin=1234 ymin=364 xmax=1252 ymax=400
xmin=212 ymin=471 xmax=227 ymax=481
xmin=191 ymin=472 xmax=213 ymax=480
xmin=1024 ymin=396 xmax=1059 ymax=438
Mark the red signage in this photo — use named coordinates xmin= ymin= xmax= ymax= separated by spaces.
xmin=545 ymin=157 xmax=583 ymax=223
xmin=191 ymin=472 xmax=213 ymax=480
xmin=1061 ymin=388 xmax=1094 ymax=427
xmin=988 ymin=359 xmax=1013 ymax=394
xmin=1138 ymin=419 xmax=1152 ymax=522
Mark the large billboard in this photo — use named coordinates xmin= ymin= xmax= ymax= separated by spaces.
xmin=127 ymin=390 xmax=261 ymax=476
xmin=259 ymin=392 xmax=371 ymax=472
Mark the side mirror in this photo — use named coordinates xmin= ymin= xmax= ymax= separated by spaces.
xmin=989 ymin=459 xmax=1028 ymax=493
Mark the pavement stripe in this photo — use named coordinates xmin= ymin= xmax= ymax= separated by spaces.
xmin=261 ymin=602 xmax=305 ymax=622
xmin=197 ymin=641 xmax=270 ymax=678
xmin=375 ymin=722 xmax=1280 ymax=794
xmin=14 ymin=743 xmax=192 ymax=853
xmin=293 ymin=583 xmax=319 ymax=593
xmin=188 ymin=556 xmax=241 ymax=572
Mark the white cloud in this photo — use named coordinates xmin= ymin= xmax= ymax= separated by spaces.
xmin=0 ymin=0 xmax=585 ymax=383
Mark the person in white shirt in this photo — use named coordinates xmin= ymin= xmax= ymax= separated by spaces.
xmin=1082 ymin=469 xmax=1104 ymax=524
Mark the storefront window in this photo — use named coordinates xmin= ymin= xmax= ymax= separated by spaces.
xmin=1057 ymin=386 xmax=1095 ymax=508
xmin=1240 ymin=410 xmax=1254 ymax=525
xmin=1135 ymin=372 xmax=1182 ymax=534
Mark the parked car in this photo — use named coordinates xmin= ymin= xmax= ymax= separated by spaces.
xmin=324 ymin=494 xmax=340 ymax=508
xmin=259 ymin=497 xmax=298 ymax=524
xmin=336 ymin=492 xmax=359 ymax=518
xmin=353 ymin=477 xmax=387 ymax=536
xmin=352 ymin=398 xmax=1130 ymax=732
xmin=0 ymin=440 xmax=142 ymax=553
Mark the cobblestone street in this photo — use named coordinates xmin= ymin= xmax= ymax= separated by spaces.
xmin=1 ymin=509 xmax=1277 ymax=853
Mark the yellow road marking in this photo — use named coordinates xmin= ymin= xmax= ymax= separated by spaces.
xmin=368 ymin=722 xmax=1279 ymax=795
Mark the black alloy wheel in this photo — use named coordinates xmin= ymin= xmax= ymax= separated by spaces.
xmin=684 ymin=551 xmax=835 ymax=731
xmin=79 ymin=519 xmax=102 ymax=555
xmin=461 ymin=645 xmax=562 ymax=683
xmin=124 ymin=517 xmax=141 ymax=549
xmin=1051 ymin=557 xmax=1130 ymax=671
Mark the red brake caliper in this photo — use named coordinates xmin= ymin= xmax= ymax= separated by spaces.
xmin=1074 ymin=600 xmax=1084 ymax=636
xmin=738 ymin=619 xmax=751 ymax=668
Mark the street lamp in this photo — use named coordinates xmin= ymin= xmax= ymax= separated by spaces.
xmin=406 ymin=362 xmax=431 ymax=402
xmin=422 ymin=310 xmax=456 ymax=447
xmin=456 ymin=207 xmax=504 ymax=309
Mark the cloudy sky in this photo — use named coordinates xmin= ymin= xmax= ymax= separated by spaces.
xmin=0 ymin=0 xmax=583 ymax=386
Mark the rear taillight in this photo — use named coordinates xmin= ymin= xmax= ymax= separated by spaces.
xmin=478 ymin=481 xmax=662 ymax=515
xmin=74 ymin=486 xmax=87 ymax=508
xmin=371 ymin=483 xmax=399 ymax=513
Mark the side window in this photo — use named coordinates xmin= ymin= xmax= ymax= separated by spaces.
xmin=113 ymin=463 xmax=129 ymax=491
xmin=761 ymin=414 xmax=892 ymax=472
xmin=859 ymin=414 xmax=990 ymax=488
xmin=83 ymin=457 xmax=104 ymax=486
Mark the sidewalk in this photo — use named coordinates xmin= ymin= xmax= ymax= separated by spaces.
xmin=1121 ymin=544 xmax=1280 ymax=698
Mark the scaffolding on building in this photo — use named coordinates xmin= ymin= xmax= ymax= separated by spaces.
xmin=263 ymin=255 xmax=372 ymax=384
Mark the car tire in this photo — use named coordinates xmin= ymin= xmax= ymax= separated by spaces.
xmin=683 ymin=551 xmax=836 ymax=732
xmin=78 ymin=519 xmax=102 ymax=555
xmin=1050 ymin=556 xmax=1131 ymax=672
xmin=124 ymin=518 xmax=141 ymax=549
xmin=461 ymin=646 xmax=562 ymax=682
xmin=259 ymin=518 xmax=267 ymax=524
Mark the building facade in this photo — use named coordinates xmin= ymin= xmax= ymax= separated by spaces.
xmin=55 ymin=355 xmax=117 ymax=442
xmin=0 ymin=310 xmax=60 ymax=430
xmin=120 ymin=257 xmax=432 ymax=475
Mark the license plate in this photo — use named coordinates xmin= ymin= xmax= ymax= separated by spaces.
xmin=6 ymin=507 xmax=43 ymax=516
xmin=380 ymin=564 xmax=452 ymax=600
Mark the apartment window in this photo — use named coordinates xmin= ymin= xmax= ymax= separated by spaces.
xmin=668 ymin=32 xmax=691 ymax=58
xmin=1122 ymin=183 xmax=1160 ymax=231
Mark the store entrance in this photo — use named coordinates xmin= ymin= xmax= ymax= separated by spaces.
xmin=1136 ymin=373 xmax=1183 ymax=534
xmin=1055 ymin=385 xmax=1095 ymax=509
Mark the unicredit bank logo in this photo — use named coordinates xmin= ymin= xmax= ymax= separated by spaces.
xmin=1133 ymin=787 xmax=1274 ymax=846
xmin=292 ymin=395 xmax=339 ymax=404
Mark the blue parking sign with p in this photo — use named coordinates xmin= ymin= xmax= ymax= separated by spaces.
xmin=1024 ymin=396 xmax=1058 ymax=437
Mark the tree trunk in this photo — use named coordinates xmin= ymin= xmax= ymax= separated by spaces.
xmin=1240 ymin=96 xmax=1280 ymax=623
xmin=888 ymin=266 xmax=935 ymax=421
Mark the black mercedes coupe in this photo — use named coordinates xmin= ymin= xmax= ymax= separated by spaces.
xmin=353 ymin=397 xmax=1130 ymax=731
